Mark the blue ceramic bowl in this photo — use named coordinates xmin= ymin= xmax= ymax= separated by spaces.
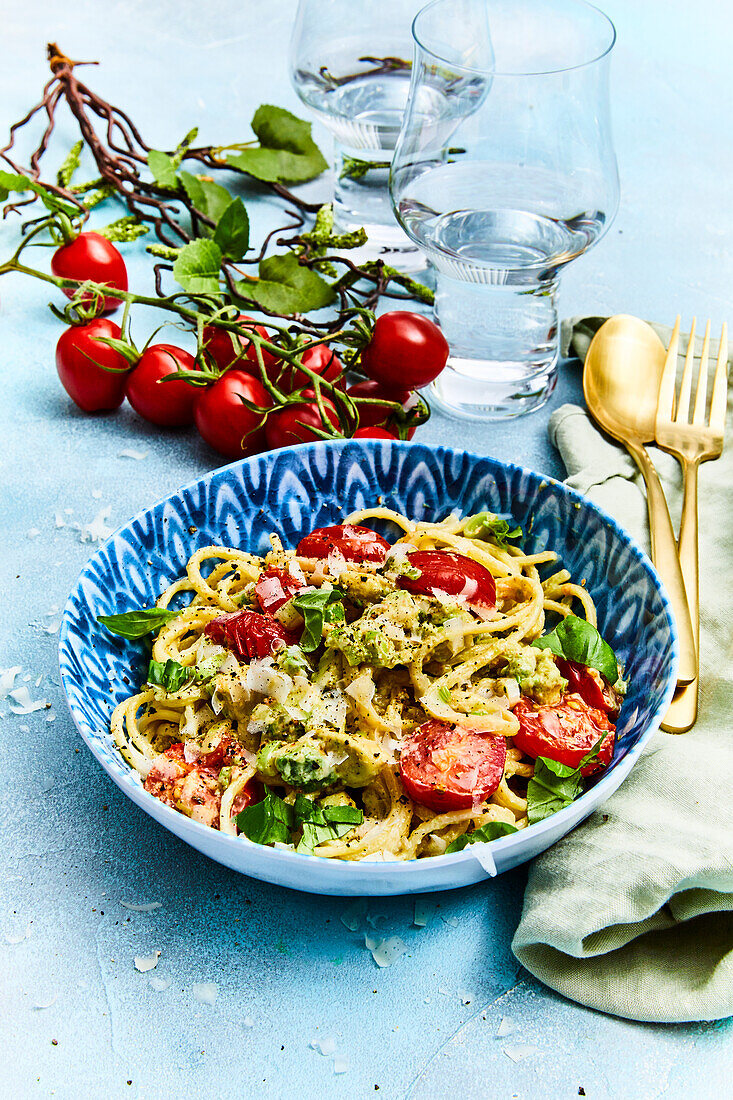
xmin=59 ymin=441 xmax=678 ymax=895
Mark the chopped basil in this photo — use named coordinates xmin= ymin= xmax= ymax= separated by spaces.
xmin=294 ymin=794 xmax=363 ymax=853
xmin=463 ymin=511 xmax=522 ymax=549
xmin=531 ymin=614 xmax=618 ymax=684
xmin=292 ymin=588 xmax=345 ymax=652
xmin=97 ymin=607 xmax=179 ymax=639
xmin=147 ymin=658 xmax=193 ymax=693
xmin=445 ymin=820 xmax=518 ymax=853
xmin=526 ymin=735 xmax=606 ymax=825
xmin=235 ymin=791 xmax=294 ymax=845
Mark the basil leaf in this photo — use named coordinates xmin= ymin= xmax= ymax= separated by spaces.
xmin=172 ymin=238 xmax=222 ymax=294
xmin=532 ymin=614 xmax=618 ymax=684
xmin=236 ymin=791 xmax=294 ymax=845
xmin=463 ymin=511 xmax=522 ymax=549
xmin=445 ymin=820 xmax=518 ymax=853
xmin=97 ymin=607 xmax=179 ymax=639
xmin=526 ymin=734 xmax=606 ymax=825
xmin=294 ymin=795 xmax=363 ymax=852
xmin=292 ymin=588 xmax=345 ymax=653
xmin=235 ymin=252 xmax=336 ymax=314
xmin=212 ymin=197 xmax=250 ymax=261
xmin=147 ymin=658 xmax=193 ymax=693
xmin=226 ymin=105 xmax=328 ymax=184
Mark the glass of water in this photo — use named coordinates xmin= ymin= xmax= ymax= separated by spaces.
xmin=290 ymin=0 xmax=428 ymax=270
xmin=390 ymin=0 xmax=619 ymax=418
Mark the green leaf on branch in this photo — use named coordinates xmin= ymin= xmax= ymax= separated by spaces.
xmin=97 ymin=216 xmax=149 ymax=243
xmin=148 ymin=128 xmax=199 ymax=189
xmin=212 ymin=197 xmax=250 ymax=260
xmin=57 ymin=140 xmax=84 ymax=187
xmin=226 ymin=105 xmax=327 ymax=184
xmin=235 ymin=252 xmax=336 ymax=314
xmin=173 ymin=238 xmax=222 ymax=294
xmin=0 ymin=169 xmax=78 ymax=216
xmin=179 ymin=170 xmax=234 ymax=231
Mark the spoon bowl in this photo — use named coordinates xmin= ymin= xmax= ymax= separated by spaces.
xmin=583 ymin=314 xmax=667 ymax=443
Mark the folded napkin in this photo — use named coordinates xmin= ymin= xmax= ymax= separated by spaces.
xmin=511 ymin=317 xmax=733 ymax=1023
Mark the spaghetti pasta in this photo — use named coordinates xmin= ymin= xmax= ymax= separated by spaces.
xmin=108 ymin=507 xmax=622 ymax=859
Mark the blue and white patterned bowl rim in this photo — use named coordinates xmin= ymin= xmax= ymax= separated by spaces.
xmin=58 ymin=439 xmax=680 ymax=880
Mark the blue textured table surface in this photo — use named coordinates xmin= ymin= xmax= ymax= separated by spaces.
xmin=1 ymin=3 xmax=731 ymax=1097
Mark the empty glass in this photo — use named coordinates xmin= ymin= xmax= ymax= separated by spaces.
xmin=290 ymin=0 xmax=428 ymax=269
xmin=390 ymin=0 xmax=619 ymax=418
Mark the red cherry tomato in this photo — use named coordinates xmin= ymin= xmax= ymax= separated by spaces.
xmin=360 ymin=311 xmax=449 ymax=392
xmin=51 ymin=231 xmax=128 ymax=313
xmin=264 ymin=392 xmax=339 ymax=450
xmin=201 ymin=314 xmax=280 ymax=379
xmin=347 ymin=378 xmax=410 ymax=425
xmin=555 ymin=657 xmax=620 ymax=717
xmin=125 ymin=344 xmax=198 ymax=427
xmin=232 ymin=778 xmax=263 ymax=816
xmin=513 ymin=694 xmax=615 ymax=776
xmin=399 ymin=719 xmax=507 ymax=811
xmin=55 ymin=319 xmax=129 ymax=413
xmin=279 ymin=344 xmax=343 ymax=393
xmin=194 ymin=370 xmax=271 ymax=459
xmin=255 ymin=566 xmax=305 ymax=613
xmin=396 ymin=550 xmax=496 ymax=613
xmin=296 ymin=524 xmax=391 ymax=565
xmin=205 ymin=609 xmax=298 ymax=661
xmin=353 ymin=427 xmax=398 ymax=439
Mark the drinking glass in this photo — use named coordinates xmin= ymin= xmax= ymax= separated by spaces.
xmin=390 ymin=0 xmax=619 ymax=418
xmin=290 ymin=0 xmax=428 ymax=270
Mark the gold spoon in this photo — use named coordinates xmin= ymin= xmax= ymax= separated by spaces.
xmin=583 ymin=314 xmax=696 ymax=686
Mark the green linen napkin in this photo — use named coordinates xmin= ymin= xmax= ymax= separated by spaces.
xmin=511 ymin=317 xmax=733 ymax=1023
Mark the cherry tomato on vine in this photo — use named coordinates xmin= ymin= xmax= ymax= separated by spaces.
xmin=296 ymin=524 xmax=391 ymax=565
xmin=201 ymin=314 xmax=280 ymax=378
xmin=279 ymin=344 xmax=343 ymax=393
xmin=51 ymin=231 xmax=128 ymax=313
xmin=352 ymin=427 xmax=398 ymax=439
xmin=55 ymin=319 xmax=129 ymax=413
xmin=396 ymin=550 xmax=496 ymax=614
xmin=347 ymin=378 xmax=410 ymax=427
xmin=194 ymin=370 xmax=271 ymax=459
xmin=399 ymin=719 xmax=507 ymax=811
xmin=255 ymin=566 xmax=305 ymax=613
xmin=265 ymin=391 xmax=339 ymax=450
xmin=555 ymin=657 xmax=621 ymax=717
xmin=205 ymin=609 xmax=298 ymax=661
xmin=513 ymin=694 xmax=616 ymax=775
xmin=125 ymin=344 xmax=199 ymax=427
xmin=360 ymin=311 xmax=449 ymax=392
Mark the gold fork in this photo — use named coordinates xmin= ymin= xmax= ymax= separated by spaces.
xmin=655 ymin=317 xmax=729 ymax=732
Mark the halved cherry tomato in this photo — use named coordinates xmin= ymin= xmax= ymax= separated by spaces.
xmin=204 ymin=609 xmax=298 ymax=661
xmin=255 ymin=566 xmax=305 ymax=613
xmin=264 ymin=392 xmax=339 ymax=449
xmin=55 ymin=319 xmax=129 ymax=412
xmin=279 ymin=344 xmax=343 ymax=393
xmin=513 ymin=694 xmax=615 ymax=776
xmin=125 ymin=344 xmax=199 ymax=427
xmin=51 ymin=231 xmax=128 ymax=313
xmin=194 ymin=370 xmax=271 ymax=459
xmin=360 ymin=311 xmax=449 ymax=392
xmin=232 ymin=779 xmax=263 ymax=816
xmin=296 ymin=524 xmax=391 ymax=565
xmin=399 ymin=719 xmax=507 ymax=811
xmin=555 ymin=657 xmax=620 ymax=717
xmin=202 ymin=314 xmax=280 ymax=379
xmin=396 ymin=550 xmax=496 ymax=613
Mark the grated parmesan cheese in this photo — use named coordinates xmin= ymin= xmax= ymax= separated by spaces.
xmin=364 ymin=934 xmax=407 ymax=968
xmin=192 ymin=982 xmax=218 ymax=1005
xmin=9 ymin=686 xmax=48 ymax=714
xmin=133 ymin=950 xmax=161 ymax=973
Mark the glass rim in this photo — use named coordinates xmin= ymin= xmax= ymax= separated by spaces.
xmin=411 ymin=0 xmax=617 ymax=77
